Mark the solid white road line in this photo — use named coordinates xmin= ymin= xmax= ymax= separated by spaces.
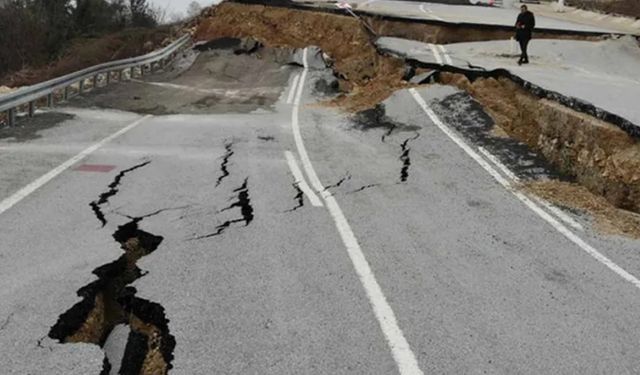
xmin=293 ymin=49 xmax=424 ymax=375
xmin=531 ymin=195 xmax=585 ymax=232
xmin=478 ymin=146 xmax=584 ymax=231
xmin=419 ymin=3 xmax=445 ymax=21
xmin=427 ymin=43 xmax=443 ymax=65
xmin=131 ymin=79 xmax=279 ymax=97
xmin=0 ymin=115 xmax=152 ymax=216
xmin=477 ymin=147 xmax=518 ymax=181
xmin=437 ymin=45 xmax=453 ymax=65
xmin=284 ymin=151 xmax=323 ymax=207
xmin=410 ymin=88 xmax=640 ymax=290
xmin=291 ymin=50 xmax=328 ymax=194
xmin=286 ymin=73 xmax=301 ymax=104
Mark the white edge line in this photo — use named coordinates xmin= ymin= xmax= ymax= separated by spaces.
xmin=419 ymin=3 xmax=444 ymax=21
xmin=0 ymin=115 xmax=152 ymax=216
xmin=286 ymin=73 xmax=301 ymax=104
xmin=292 ymin=49 xmax=424 ymax=375
xmin=427 ymin=43 xmax=444 ymax=65
xmin=531 ymin=195 xmax=585 ymax=232
xmin=477 ymin=146 xmax=519 ymax=182
xmin=478 ymin=146 xmax=584 ymax=231
xmin=409 ymin=88 xmax=640 ymax=290
xmin=292 ymin=48 xmax=325 ymax=193
xmin=284 ymin=151 xmax=323 ymax=207
xmin=437 ymin=45 xmax=453 ymax=65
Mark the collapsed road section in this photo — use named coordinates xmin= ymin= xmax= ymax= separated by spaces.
xmin=188 ymin=0 xmax=640 ymax=235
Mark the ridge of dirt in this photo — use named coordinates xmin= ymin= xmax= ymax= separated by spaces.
xmin=439 ymin=72 xmax=640 ymax=216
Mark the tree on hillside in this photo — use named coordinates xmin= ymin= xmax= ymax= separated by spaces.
xmin=0 ymin=1 xmax=47 ymax=73
xmin=129 ymin=0 xmax=156 ymax=27
xmin=187 ymin=1 xmax=202 ymax=18
xmin=74 ymin=0 xmax=127 ymax=35
xmin=32 ymin=0 xmax=73 ymax=56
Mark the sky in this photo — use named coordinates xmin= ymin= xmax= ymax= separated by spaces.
xmin=150 ymin=0 xmax=219 ymax=17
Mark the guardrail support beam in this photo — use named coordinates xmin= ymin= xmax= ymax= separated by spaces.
xmin=64 ymin=86 xmax=70 ymax=101
xmin=47 ymin=93 xmax=54 ymax=107
xmin=6 ymin=108 xmax=16 ymax=127
xmin=93 ymin=75 xmax=98 ymax=89
xmin=78 ymin=80 xmax=85 ymax=94
xmin=106 ymin=72 xmax=111 ymax=85
xmin=119 ymin=70 xmax=124 ymax=81
xmin=28 ymin=101 xmax=35 ymax=117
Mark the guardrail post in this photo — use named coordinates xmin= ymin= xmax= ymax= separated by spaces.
xmin=7 ymin=108 xmax=16 ymax=127
xmin=0 ymin=37 xmax=189 ymax=124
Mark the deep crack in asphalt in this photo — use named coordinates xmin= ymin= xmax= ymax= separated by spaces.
xmin=216 ymin=142 xmax=234 ymax=187
xmin=400 ymin=133 xmax=420 ymax=182
xmin=286 ymin=183 xmax=305 ymax=212
xmin=90 ymin=161 xmax=151 ymax=227
xmin=195 ymin=178 xmax=254 ymax=239
xmin=381 ymin=124 xmax=397 ymax=143
xmin=324 ymin=173 xmax=352 ymax=191
xmin=50 ymin=162 xmax=176 ymax=374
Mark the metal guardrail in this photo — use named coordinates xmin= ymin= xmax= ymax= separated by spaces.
xmin=0 ymin=34 xmax=191 ymax=126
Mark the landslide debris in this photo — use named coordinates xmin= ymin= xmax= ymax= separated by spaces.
xmin=439 ymin=72 xmax=640 ymax=216
xmin=190 ymin=1 xmax=408 ymax=111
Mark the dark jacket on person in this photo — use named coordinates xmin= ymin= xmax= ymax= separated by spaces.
xmin=515 ymin=11 xmax=535 ymax=41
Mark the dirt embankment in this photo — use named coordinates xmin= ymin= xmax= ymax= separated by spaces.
xmin=440 ymin=73 xmax=640 ymax=217
xmin=0 ymin=27 xmax=178 ymax=88
xmin=568 ymin=0 xmax=640 ymax=18
xmin=192 ymin=2 xmax=408 ymax=111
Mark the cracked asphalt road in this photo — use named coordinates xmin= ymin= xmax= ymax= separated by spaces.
xmin=2 ymin=42 xmax=640 ymax=374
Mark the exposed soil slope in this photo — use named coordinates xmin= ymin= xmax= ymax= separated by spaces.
xmin=440 ymin=72 xmax=640 ymax=214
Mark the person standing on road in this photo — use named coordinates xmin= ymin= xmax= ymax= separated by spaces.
xmin=515 ymin=5 xmax=535 ymax=65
